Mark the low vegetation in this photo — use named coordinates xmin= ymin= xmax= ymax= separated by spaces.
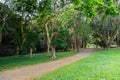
xmin=37 ymin=48 xmax=120 ymax=80
xmin=0 ymin=51 xmax=76 ymax=71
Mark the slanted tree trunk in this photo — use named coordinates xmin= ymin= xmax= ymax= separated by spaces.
xmin=30 ymin=47 xmax=32 ymax=58
xmin=51 ymin=46 xmax=56 ymax=59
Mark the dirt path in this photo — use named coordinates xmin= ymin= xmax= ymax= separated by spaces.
xmin=0 ymin=49 xmax=96 ymax=80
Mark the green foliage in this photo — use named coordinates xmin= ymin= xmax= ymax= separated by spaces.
xmin=98 ymin=0 xmax=119 ymax=15
xmin=71 ymin=0 xmax=81 ymax=5
xmin=12 ymin=0 xmax=37 ymax=18
xmin=37 ymin=48 xmax=120 ymax=80
xmin=1 ymin=0 xmax=120 ymax=56
xmin=51 ymin=27 xmax=68 ymax=49
xmin=38 ymin=0 xmax=52 ymax=13
xmin=82 ymin=0 xmax=99 ymax=17
xmin=24 ymin=29 xmax=39 ymax=49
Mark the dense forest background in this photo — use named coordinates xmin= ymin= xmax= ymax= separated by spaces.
xmin=0 ymin=0 xmax=120 ymax=58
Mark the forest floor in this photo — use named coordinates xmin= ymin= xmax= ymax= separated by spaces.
xmin=0 ymin=49 xmax=96 ymax=80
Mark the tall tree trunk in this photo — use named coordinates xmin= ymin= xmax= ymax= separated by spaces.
xmin=30 ymin=47 xmax=32 ymax=58
xmin=47 ymin=45 xmax=50 ymax=54
xmin=73 ymin=23 xmax=79 ymax=52
xmin=71 ymin=36 xmax=74 ymax=51
xmin=45 ymin=22 xmax=51 ymax=54
xmin=20 ymin=24 xmax=25 ymax=49
xmin=76 ymin=33 xmax=79 ymax=52
xmin=73 ymin=35 xmax=77 ymax=51
xmin=51 ymin=46 xmax=56 ymax=59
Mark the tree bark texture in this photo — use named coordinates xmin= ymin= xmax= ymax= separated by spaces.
xmin=45 ymin=22 xmax=51 ymax=54
xmin=51 ymin=46 xmax=56 ymax=59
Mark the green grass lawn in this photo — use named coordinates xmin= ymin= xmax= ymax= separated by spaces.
xmin=37 ymin=48 xmax=120 ymax=80
xmin=0 ymin=51 xmax=77 ymax=71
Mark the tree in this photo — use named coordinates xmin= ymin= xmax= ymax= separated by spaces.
xmin=91 ymin=15 xmax=120 ymax=49
xmin=11 ymin=0 xmax=38 ymax=57
xmin=91 ymin=0 xmax=119 ymax=49
xmin=0 ymin=2 xmax=9 ymax=45
xmin=37 ymin=0 xmax=75 ymax=58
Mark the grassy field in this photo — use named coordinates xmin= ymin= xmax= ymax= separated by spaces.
xmin=37 ymin=48 xmax=120 ymax=80
xmin=0 ymin=51 xmax=77 ymax=71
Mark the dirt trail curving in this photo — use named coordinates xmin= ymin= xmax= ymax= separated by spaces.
xmin=0 ymin=49 xmax=96 ymax=80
